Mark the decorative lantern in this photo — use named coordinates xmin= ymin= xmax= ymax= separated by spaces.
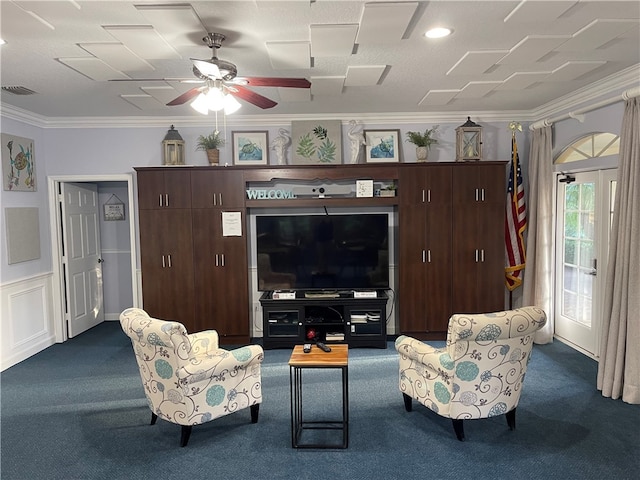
xmin=162 ymin=125 xmax=185 ymax=165
xmin=456 ymin=117 xmax=483 ymax=161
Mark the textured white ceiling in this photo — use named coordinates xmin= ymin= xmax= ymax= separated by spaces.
xmin=0 ymin=0 xmax=638 ymax=119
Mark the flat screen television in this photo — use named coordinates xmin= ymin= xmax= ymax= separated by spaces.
xmin=256 ymin=213 xmax=389 ymax=291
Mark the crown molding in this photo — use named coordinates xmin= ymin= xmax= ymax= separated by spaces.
xmin=531 ymin=64 xmax=640 ymax=122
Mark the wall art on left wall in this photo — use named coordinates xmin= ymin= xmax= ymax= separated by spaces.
xmin=1 ymin=133 xmax=36 ymax=192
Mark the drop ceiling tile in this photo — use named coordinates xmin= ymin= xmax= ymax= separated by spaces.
xmin=140 ymin=85 xmax=179 ymax=104
xmin=120 ymin=94 xmax=165 ymax=110
xmin=495 ymin=71 xmax=551 ymax=90
xmin=547 ymin=61 xmax=607 ymax=81
xmin=79 ymin=43 xmax=154 ymax=73
xmin=447 ymin=51 xmax=510 ymax=76
xmin=57 ymin=57 xmax=129 ymax=81
xmin=310 ymin=24 xmax=358 ymax=57
xmin=418 ymin=90 xmax=459 ymax=106
xmin=103 ymin=25 xmax=181 ymax=60
xmin=344 ymin=65 xmax=386 ymax=86
xmin=310 ymin=76 xmax=345 ymax=96
xmin=498 ymin=35 xmax=571 ymax=65
xmin=504 ymin=1 xmax=577 ymax=23
xmin=558 ymin=19 xmax=639 ymax=51
xmin=135 ymin=4 xmax=206 ymax=46
xmin=266 ymin=41 xmax=311 ymax=69
xmin=356 ymin=2 xmax=419 ymax=44
xmin=278 ymin=87 xmax=311 ymax=102
xmin=455 ymin=81 xmax=502 ymax=98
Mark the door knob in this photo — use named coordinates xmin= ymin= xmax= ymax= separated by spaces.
xmin=98 ymin=258 xmax=104 ymax=263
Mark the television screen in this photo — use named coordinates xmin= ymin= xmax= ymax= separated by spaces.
xmin=256 ymin=214 xmax=389 ymax=291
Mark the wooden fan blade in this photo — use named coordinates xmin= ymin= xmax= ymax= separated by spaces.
xmin=243 ymin=77 xmax=311 ymax=88
xmin=192 ymin=59 xmax=221 ymax=79
xmin=229 ymin=85 xmax=277 ymax=109
xmin=166 ymin=87 xmax=203 ymax=106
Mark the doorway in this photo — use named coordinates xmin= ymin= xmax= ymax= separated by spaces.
xmin=48 ymin=174 xmax=139 ymax=342
xmin=554 ymin=169 xmax=616 ymax=357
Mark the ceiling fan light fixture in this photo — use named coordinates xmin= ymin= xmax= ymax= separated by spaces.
xmin=205 ymin=86 xmax=226 ymax=111
xmin=190 ymin=93 xmax=209 ymax=115
xmin=425 ymin=27 xmax=452 ymax=39
xmin=223 ymin=94 xmax=242 ymax=115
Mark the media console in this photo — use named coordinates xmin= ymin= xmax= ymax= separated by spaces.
xmin=259 ymin=290 xmax=388 ymax=349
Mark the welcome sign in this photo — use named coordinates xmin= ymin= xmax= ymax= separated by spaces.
xmin=246 ymin=189 xmax=297 ymax=200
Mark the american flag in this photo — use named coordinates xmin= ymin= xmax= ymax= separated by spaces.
xmin=505 ymin=134 xmax=526 ymax=291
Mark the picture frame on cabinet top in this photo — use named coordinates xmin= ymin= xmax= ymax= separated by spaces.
xmin=232 ymin=131 xmax=269 ymax=165
xmin=364 ymin=129 xmax=402 ymax=163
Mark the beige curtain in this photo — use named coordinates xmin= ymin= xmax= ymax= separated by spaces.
xmin=597 ymin=97 xmax=640 ymax=404
xmin=522 ymin=126 xmax=554 ymax=344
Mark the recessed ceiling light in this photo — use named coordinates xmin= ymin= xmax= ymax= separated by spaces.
xmin=425 ymin=27 xmax=452 ymax=39
xmin=0 ymin=38 xmax=6 ymax=46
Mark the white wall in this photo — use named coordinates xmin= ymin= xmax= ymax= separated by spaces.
xmin=0 ymin=116 xmax=55 ymax=369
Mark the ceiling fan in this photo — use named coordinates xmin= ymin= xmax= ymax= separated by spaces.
xmin=166 ymin=32 xmax=311 ymax=111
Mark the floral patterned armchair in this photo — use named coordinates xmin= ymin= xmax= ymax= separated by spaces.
xmin=395 ymin=306 xmax=546 ymax=441
xmin=120 ymin=308 xmax=264 ymax=447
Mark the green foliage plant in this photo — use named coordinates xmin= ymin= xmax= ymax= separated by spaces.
xmin=196 ymin=130 xmax=225 ymax=150
xmin=406 ymin=126 xmax=439 ymax=148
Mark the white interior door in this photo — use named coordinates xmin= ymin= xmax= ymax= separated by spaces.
xmin=61 ymin=182 xmax=104 ymax=337
xmin=554 ymin=169 xmax=616 ymax=356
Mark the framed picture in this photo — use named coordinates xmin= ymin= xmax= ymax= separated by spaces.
xmin=291 ymin=120 xmax=342 ymax=164
xmin=232 ymin=131 xmax=269 ymax=165
xmin=364 ymin=129 xmax=402 ymax=163
xmin=2 ymin=133 xmax=36 ymax=191
xmin=103 ymin=194 xmax=125 ymax=221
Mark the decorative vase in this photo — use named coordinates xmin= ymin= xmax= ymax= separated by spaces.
xmin=416 ymin=146 xmax=429 ymax=162
xmin=206 ymin=149 xmax=220 ymax=166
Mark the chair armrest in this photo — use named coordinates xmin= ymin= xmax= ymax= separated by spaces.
xmin=395 ymin=335 xmax=452 ymax=372
xmin=187 ymin=330 xmax=219 ymax=356
xmin=176 ymin=345 xmax=264 ymax=384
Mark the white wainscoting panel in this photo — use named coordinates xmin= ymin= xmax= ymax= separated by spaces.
xmin=1 ymin=273 xmax=55 ymax=371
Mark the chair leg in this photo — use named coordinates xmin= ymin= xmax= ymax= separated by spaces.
xmin=250 ymin=404 xmax=260 ymax=424
xmin=506 ymin=408 xmax=516 ymax=431
xmin=150 ymin=413 xmax=158 ymax=426
xmin=452 ymin=419 xmax=465 ymax=441
xmin=180 ymin=425 xmax=192 ymax=447
xmin=402 ymin=393 xmax=413 ymax=412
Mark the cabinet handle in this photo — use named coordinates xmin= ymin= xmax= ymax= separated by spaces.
xmin=212 ymin=193 xmax=216 ymax=206
xmin=164 ymin=194 xmax=169 ymax=207
xmin=481 ymin=249 xmax=485 ymax=262
xmin=220 ymin=254 xmax=225 ymax=267
xmin=215 ymin=254 xmax=219 ymax=267
xmin=218 ymin=193 xmax=223 ymax=206
xmin=167 ymin=254 xmax=172 ymax=268
xmin=481 ymin=188 xmax=485 ymax=202
xmin=162 ymin=255 xmax=166 ymax=268
xmin=422 ymin=189 xmax=425 ymax=203
xmin=422 ymin=250 xmax=426 ymax=263
xmin=428 ymin=249 xmax=431 ymax=263
xmin=158 ymin=194 xmax=163 ymax=207
xmin=475 ymin=188 xmax=479 ymax=202
xmin=427 ymin=189 xmax=431 ymax=203
xmin=475 ymin=249 xmax=479 ymax=262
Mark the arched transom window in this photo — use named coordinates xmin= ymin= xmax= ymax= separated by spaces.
xmin=555 ymin=132 xmax=619 ymax=164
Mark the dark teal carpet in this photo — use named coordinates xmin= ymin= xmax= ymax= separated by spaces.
xmin=1 ymin=322 xmax=638 ymax=479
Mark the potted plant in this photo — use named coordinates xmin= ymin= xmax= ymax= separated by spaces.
xmin=196 ymin=130 xmax=225 ymax=165
xmin=406 ymin=126 xmax=438 ymax=162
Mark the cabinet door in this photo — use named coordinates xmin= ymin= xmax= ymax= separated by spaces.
xmin=192 ymin=209 xmax=250 ymax=341
xmin=399 ymin=166 xmax=452 ymax=335
xmin=139 ymin=209 xmax=195 ymax=328
xmin=452 ymin=164 xmax=505 ymax=314
xmin=191 ymin=170 xmax=245 ymax=208
xmin=137 ymin=170 xmax=191 ymax=210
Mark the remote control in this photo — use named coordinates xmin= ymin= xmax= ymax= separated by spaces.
xmin=316 ymin=341 xmax=332 ymax=352
xmin=303 ymin=343 xmax=312 ymax=353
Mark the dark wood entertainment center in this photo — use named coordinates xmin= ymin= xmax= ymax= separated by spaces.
xmin=135 ymin=162 xmax=506 ymax=347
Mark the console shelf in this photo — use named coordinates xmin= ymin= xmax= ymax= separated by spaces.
xmin=259 ymin=291 xmax=388 ymax=349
